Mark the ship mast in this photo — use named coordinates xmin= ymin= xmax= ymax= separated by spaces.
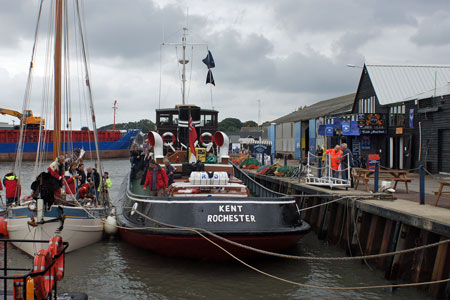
xmin=162 ymin=27 xmax=207 ymax=106
xmin=180 ymin=28 xmax=188 ymax=105
xmin=53 ymin=0 xmax=63 ymax=160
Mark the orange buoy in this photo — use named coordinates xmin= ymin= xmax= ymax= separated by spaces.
xmin=33 ymin=249 xmax=54 ymax=300
xmin=48 ymin=236 xmax=65 ymax=281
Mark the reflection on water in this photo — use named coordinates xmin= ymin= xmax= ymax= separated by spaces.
xmin=0 ymin=159 xmax=433 ymax=300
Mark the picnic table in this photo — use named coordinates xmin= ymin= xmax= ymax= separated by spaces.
xmin=433 ymin=181 xmax=450 ymax=206
xmin=353 ymin=168 xmax=412 ymax=193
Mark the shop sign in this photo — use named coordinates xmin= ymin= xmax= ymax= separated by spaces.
xmin=253 ymin=144 xmax=267 ymax=153
xmin=358 ymin=113 xmax=387 ymax=134
xmin=360 ymin=129 xmax=387 ymax=134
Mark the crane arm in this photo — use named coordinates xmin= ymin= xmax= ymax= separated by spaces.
xmin=0 ymin=108 xmax=23 ymax=119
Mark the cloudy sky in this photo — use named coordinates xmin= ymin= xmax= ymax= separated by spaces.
xmin=0 ymin=0 xmax=449 ymax=129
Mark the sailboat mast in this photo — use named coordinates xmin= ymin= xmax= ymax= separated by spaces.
xmin=181 ymin=27 xmax=187 ymax=105
xmin=53 ymin=0 xmax=63 ymax=160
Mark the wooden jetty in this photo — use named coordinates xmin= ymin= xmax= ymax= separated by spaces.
xmin=234 ymin=167 xmax=450 ymax=299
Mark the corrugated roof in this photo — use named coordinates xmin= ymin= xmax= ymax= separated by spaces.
xmin=272 ymin=93 xmax=355 ymax=124
xmin=365 ymin=64 xmax=450 ymax=105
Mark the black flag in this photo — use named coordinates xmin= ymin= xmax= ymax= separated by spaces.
xmin=202 ymin=50 xmax=215 ymax=69
xmin=206 ymin=70 xmax=215 ymax=86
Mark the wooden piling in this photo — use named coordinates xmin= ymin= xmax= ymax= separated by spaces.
xmin=429 ymin=236 xmax=450 ymax=298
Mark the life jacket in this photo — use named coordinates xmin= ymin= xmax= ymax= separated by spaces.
xmin=325 ymin=149 xmax=342 ymax=170
xmin=3 ymin=175 xmax=21 ymax=199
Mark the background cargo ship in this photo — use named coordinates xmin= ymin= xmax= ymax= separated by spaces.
xmin=0 ymin=128 xmax=139 ymax=161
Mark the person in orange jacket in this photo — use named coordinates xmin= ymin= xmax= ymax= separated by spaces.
xmin=325 ymin=145 xmax=342 ymax=178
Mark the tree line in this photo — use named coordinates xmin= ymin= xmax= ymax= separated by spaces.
xmin=89 ymin=118 xmax=260 ymax=133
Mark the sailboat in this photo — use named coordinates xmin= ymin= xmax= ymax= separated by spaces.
xmin=117 ymin=28 xmax=310 ymax=260
xmin=3 ymin=0 xmax=110 ymax=256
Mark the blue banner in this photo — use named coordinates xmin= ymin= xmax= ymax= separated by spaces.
xmin=350 ymin=121 xmax=360 ymax=136
xmin=325 ymin=124 xmax=334 ymax=136
xmin=318 ymin=125 xmax=326 ymax=136
xmin=409 ymin=108 xmax=414 ymax=128
xmin=333 ymin=117 xmax=341 ymax=129
xmin=342 ymin=121 xmax=351 ymax=135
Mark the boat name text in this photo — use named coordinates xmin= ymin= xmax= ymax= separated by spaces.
xmin=207 ymin=205 xmax=256 ymax=223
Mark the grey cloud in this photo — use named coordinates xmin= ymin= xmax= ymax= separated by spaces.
xmin=411 ymin=10 xmax=450 ymax=47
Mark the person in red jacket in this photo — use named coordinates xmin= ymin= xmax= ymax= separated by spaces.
xmin=64 ymin=162 xmax=79 ymax=199
xmin=143 ymin=159 xmax=168 ymax=196
xmin=48 ymin=155 xmax=65 ymax=203
xmin=3 ymin=171 xmax=21 ymax=205
xmin=78 ymin=182 xmax=94 ymax=200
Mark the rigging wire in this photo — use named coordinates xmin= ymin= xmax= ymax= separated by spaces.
xmin=75 ymin=0 xmax=104 ymax=177
xmin=15 ymin=0 xmax=45 ymax=180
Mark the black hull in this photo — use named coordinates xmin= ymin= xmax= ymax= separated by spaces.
xmin=117 ymin=173 xmax=310 ymax=260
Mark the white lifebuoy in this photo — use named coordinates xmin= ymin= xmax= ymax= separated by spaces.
xmin=162 ymin=132 xmax=176 ymax=147
xmin=200 ymin=132 xmax=214 ymax=148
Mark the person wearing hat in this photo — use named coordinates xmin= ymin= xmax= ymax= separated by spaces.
xmin=3 ymin=171 xmax=21 ymax=205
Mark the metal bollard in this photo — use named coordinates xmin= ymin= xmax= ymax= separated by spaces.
xmin=374 ymin=162 xmax=379 ymax=193
xmin=318 ymin=159 xmax=322 ymax=178
xmin=419 ymin=164 xmax=425 ymax=205
xmin=284 ymin=155 xmax=287 ymax=166
xmin=270 ymin=154 xmax=274 ymax=165
xmin=261 ymin=153 xmax=265 ymax=165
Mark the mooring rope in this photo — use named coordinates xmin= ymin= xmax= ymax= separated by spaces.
xmin=57 ymin=184 xmax=450 ymax=291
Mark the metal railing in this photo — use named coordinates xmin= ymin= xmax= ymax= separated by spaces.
xmin=0 ymin=239 xmax=68 ymax=300
xmin=231 ymin=162 xmax=285 ymax=198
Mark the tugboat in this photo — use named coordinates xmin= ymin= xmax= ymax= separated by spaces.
xmin=117 ymin=29 xmax=310 ymax=260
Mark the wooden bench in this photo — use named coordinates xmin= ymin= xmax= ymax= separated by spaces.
xmin=353 ymin=168 xmax=412 ymax=193
xmin=433 ymin=181 xmax=450 ymax=206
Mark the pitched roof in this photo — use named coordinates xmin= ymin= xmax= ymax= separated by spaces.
xmin=272 ymin=93 xmax=355 ymax=124
xmin=365 ymin=64 xmax=450 ymax=105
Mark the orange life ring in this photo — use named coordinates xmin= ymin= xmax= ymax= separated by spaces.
xmin=162 ymin=132 xmax=176 ymax=146
xmin=200 ymin=132 xmax=214 ymax=148
xmin=48 ymin=236 xmax=65 ymax=281
xmin=33 ymin=249 xmax=54 ymax=299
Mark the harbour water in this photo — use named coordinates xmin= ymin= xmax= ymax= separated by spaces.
xmin=0 ymin=159 xmax=433 ymax=300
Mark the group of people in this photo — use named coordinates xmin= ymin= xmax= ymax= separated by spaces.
xmin=45 ymin=154 xmax=111 ymax=205
xmin=321 ymin=143 xmax=353 ymax=183
xmin=130 ymin=144 xmax=175 ymax=196
xmin=0 ymin=150 xmax=112 ymax=207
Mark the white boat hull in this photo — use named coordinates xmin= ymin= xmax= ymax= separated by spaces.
xmin=6 ymin=204 xmax=108 ymax=256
